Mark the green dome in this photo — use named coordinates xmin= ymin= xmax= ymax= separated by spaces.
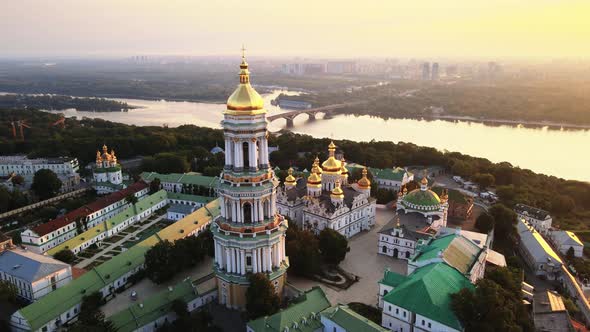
xmin=400 ymin=189 xmax=441 ymax=211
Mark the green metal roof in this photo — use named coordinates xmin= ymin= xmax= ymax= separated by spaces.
xmin=412 ymin=234 xmax=458 ymax=263
xmin=382 ymin=263 xmax=473 ymax=330
xmin=247 ymin=287 xmax=331 ymax=332
xmin=16 ymin=199 xmax=219 ymax=332
xmin=140 ymin=172 xmax=219 ymax=188
xmin=167 ymin=192 xmax=214 ymax=204
xmin=321 ymin=305 xmax=387 ymax=332
xmin=379 ymin=269 xmax=408 ymax=288
xmin=372 ymin=167 xmax=409 ymax=182
xmin=108 ymin=279 xmax=198 ymax=332
xmin=401 ymin=189 xmax=441 ymax=208
xmin=411 ymin=234 xmax=483 ymax=275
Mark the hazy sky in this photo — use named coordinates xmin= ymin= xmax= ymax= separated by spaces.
xmin=1 ymin=0 xmax=589 ymax=58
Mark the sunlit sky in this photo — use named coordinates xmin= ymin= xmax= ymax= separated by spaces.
xmin=1 ymin=0 xmax=590 ymax=58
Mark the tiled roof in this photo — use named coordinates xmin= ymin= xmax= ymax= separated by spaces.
xmin=514 ymin=203 xmax=551 ymax=220
xmin=383 ymin=263 xmax=473 ymax=330
xmin=0 ymin=249 xmax=69 ymax=283
xmin=321 ymin=304 xmax=387 ymax=332
xmin=167 ymin=192 xmax=215 ymax=204
xmin=32 ymin=181 xmax=148 ymax=236
xmin=16 ymin=199 xmax=219 ymax=331
xmin=372 ymin=167 xmax=408 ymax=182
xmin=401 ymin=189 xmax=441 ymax=208
xmin=247 ymin=287 xmax=331 ymax=332
xmin=167 ymin=204 xmax=195 ymax=215
xmin=378 ymin=219 xmax=432 ymax=242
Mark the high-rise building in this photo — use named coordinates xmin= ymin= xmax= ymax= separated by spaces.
xmin=431 ymin=62 xmax=440 ymax=80
xmin=212 ymin=52 xmax=288 ymax=310
xmin=422 ymin=62 xmax=430 ymax=80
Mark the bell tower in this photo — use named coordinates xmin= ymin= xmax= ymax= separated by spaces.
xmin=212 ymin=49 xmax=289 ymax=310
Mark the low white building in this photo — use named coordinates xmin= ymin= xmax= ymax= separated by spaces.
xmin=0 ymin=248 xmax=72 ymax=302
xmin=514 ymin=203 xmax=552 ymax=235
xmin=371 ymin=167 xmax=414 ymax=191
xmin=21 ymin=181 xmax=149 ymax=253
xmin=551 ymin=230 xmax=584 ymax=258
xmin=378 ymin=217 xmax=432 ymax=260
xmin=517 ymin=219 xmax=563 ymax=280
xmin=0 ymin=156 xmax=79 ymax=178
xmin=379 ymin=263 xmax=473 ymax=332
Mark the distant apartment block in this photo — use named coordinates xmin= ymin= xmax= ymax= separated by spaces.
xmin=0 ymin=156 xmax=80 ymax=192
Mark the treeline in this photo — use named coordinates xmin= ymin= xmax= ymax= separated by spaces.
xmin=0 ymin=94 xmax=134 ymax=112
xmin=1 ymin=109 xmax=589 ymax=230
xmin=269 ymin=132 xmax=590 ymax=230
xmin=304 ymin=78 xmax=590 ymax=125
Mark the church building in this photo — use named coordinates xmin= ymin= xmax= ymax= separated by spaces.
xmin=93 ymin=144 xmax=124 ymax=194
xmin=277 ymin=146 xmax=377 ymax=238
xmin=211 ymin=51 xmax=288 ymax=310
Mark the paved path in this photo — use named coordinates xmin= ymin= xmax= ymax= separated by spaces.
xmin=288 ymin=207 xmax=406 ymax=306
xmin=75 ymin=213 xmax=166 ymax=269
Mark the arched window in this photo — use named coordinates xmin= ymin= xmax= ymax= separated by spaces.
xmin=243 ymin=202 xmax=252 ymax=224
xmin=243 ymin=142 xmax=250 ymax=170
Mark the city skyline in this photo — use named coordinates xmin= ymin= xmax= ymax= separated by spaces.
xmin=1 ymin=0 xmax=590 ymax=58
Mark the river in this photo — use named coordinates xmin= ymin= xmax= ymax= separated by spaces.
xmin=39 ymin=90 xmax=589 ymax=183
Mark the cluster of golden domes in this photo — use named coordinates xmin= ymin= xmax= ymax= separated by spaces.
xmin=96 ymin=144 xmax=117 ymax=164
xmin=225 ymin=50 xmax=265 ymax=115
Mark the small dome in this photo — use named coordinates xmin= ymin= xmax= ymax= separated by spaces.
xmin=357 ymin=168 xmax=371 ymax=188
xmin=285 ymin=167 xmax=296 ymax=185
xmin=331 ymin=180 xmax=344 ymax=199
xmin=401 ymin=189 xmax=442 ymax=211
xmin=307 ymin=171 xmax=322 ymax=186
xmin=340 ymin=158 xmax=348 ymax=175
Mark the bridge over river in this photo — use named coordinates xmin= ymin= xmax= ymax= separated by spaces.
xmin=267 ymin=101 xmax=367 ymax=127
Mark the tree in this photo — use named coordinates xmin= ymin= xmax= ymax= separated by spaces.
xmin=145 ymin=240 xmax=176 ymax=284
xmin=319 ymin=228 xmax=349 ymax=264
xmin=125 ymin=193 xmax=138 ymax=205
xmin=11 ymin=175 xmax=24 ymax=185
xmin=566 ymin=247 xmax=575 ymax=261
xmin=475 ymin=213 xmax=495 ymax=233
xmin=246 ymin=273 xmax=280 ymax=319
xmin=71 ymin=291 xmax=117 ymax=332
xmin=149 ymin=178 xmax=161 ymax=194
xmin=0 ymin=280 xmax=18 ymax=303
xmin=472 ymin=173 xmax=495 ymax=190
xmin=452 ymin=267 xmax=533 ymax=332
xmin=489 ymin=204 xmax=518 ymax=255
xmin=53 ymin=249 xmax=76 ymax=264
xmin=31 ymin=169 xmax=62 ymax=200
xmin=285 ymin=225 xmax=321 ymax=276
xmin=551 ymin=194 xmax=575 ymax=215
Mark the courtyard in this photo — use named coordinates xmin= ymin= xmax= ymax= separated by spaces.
xmin=288 ymin=207 xmax=406 ymax=306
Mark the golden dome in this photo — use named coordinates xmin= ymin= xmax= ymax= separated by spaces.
xmin=226 ymin=49 xmax=265 ymax=114
xmin=322 ymin=142 xmax=342 ymax=173
xmin=420 ymin=176 xmax=429 ymax=185
xmin=285 ymin=167 xmax=296 ymax=185
xmin=340 ymin=158 xmax=348 ymax=175
xmin=357 ymin=167 xmax=371 ymax=188
xmin=307 ymin=171 xmax=322 ymax=187
xmin=331 ymin=180 xmax=344 ymax=199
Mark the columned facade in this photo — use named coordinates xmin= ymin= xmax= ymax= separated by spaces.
xmin=212 ymin=52 xmax=288 ymax=310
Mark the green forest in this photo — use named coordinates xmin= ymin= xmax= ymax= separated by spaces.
xmin=1 ymin=108 xmax=589 ymax=230
xmin=294 ymin=79 xmax=590 ymax=126
xmin=0 ymin=94 xmax=134 ymax=112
